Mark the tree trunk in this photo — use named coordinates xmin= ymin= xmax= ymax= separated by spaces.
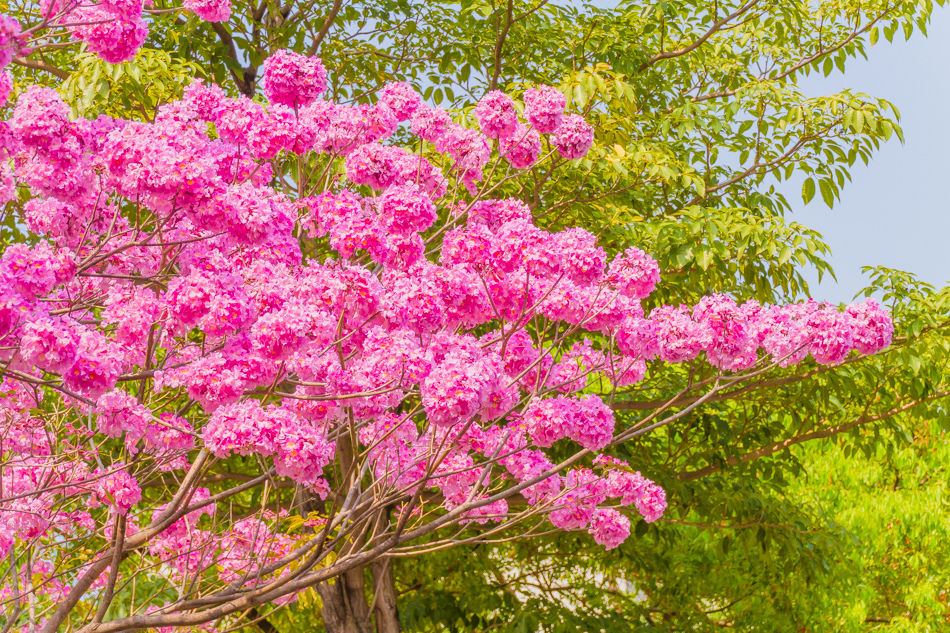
xmin=315 ymin=559 xmax=401 ymax=633
xmin=316 ymin=567 xmax=373 ymax=633
xmin=311 ymin=433 xmax=400 ymax=633
xmin=313 ymin=531 xmax=400 ymax=633
xmin=372 ymin=558 xmax=400 ymax=633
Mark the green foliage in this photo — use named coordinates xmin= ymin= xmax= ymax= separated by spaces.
xmin=59 ymin=48 xmax=205 ymax=119
xmin=387 ymin=268 xmax=950 ymax=632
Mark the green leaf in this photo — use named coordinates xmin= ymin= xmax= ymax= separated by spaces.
xmin=819 ymin=179 xmax=835 ymax=208
xmin=802 ymin=178 xmax=816 ymax=204
xmin=573 ymin=82 xmax=588 ymax=108
xmin=696 ymin=245 xmax=714 ymax=270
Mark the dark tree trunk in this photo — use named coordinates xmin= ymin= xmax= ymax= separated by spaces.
xmin=305 ymin=438 xmax=400 ymax=633
xmin=372 ymin=558 xmax=400 ymax=633
xmin=316 ymin=567 xmax=373 ymax=633
xmin=315 ymin=560 xmax=401 ymax=633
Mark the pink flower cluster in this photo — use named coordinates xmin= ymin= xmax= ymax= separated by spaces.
xmin=0 ymin=16 xmax=26 ymax=69
xmin=0 ymin=61 xmax=895 ymax=595
xmin=203 ymin=401 xmax=334 ymax=487
xmin=183 ymin=0 xmax=231 ymax=21
xmin=92 ymin=465 xmax=142 ymax=514
xmin=522 ymin=395 xmax=614 ymax=450
xmin=69 ymin=5 xmax=148 ymax=64
xmin=6 ymin=0 xmax=234 ymax=67
xmin=262 ymin=49 xmax=328 ymax=108
xmin=470 ymin=84 xmax=593 ymax=169
xmin=614 ymin=295 xmax=893 ymax=371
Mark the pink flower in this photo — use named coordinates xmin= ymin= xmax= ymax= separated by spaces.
xmin=9 ymin=86 xmax=70 ymax=150
xmin=181 ymin=79 xmax=226 ymax=121
xmin=846 ymin=299 xmax=893 ymax=355
xmin=93 ymin=466 xmax=141 ymax=515
xmin=604 ymin=469 xmax=648 ymax=506
xmin=474 ymin=90 xmax=518 ymax=139
xmin=611 ymin=356 xmax=647 ymax=387
xmin=411 ymin=106 xmax=452 ymax=143
xmin=214 ymin=96 xmax=265 ymax=146
xmin=0 ymin=160 xmax=14 ymax=204
xmin=345 ymin=143 xmax=403 ymax=190
xmin=523 ymin=85 xmax=566 ymax=134
xmin=202 ymin=401 xmax=282 ymax=458
xmin=274 ymin=422 xmax=335 ymax=486
xmin=635 ymin=481 xmax=667 ymax=523
xmin=384 ymin=269 xmax=447 ymax=333
xmin=144 ymin=413 xmax=195 ymax=469
xmin=466 ymin=198 xmax=531 ymax=231
xmin=421 ymin=353 xmax=503 ymax=426
xmin=693 ymin=294 xmax=758 ymax=371
xmin=394 ymin=151 xmax=446 ymax=199
xmin=758 ymin=302 xmax=818 ymax=366
xmin=160 ymin=352 xmax=247 ymax=411
xmin=263 ymin=50 xmax=328 ymax=108
xmin=650 ymin=305 xmax=709 ymax=363
xmin=0 ymin=16 xmax=26 ymax=69
xmin=550 ymin=114 xmax=594 ymax=160
xmin=69 ymin=8 xmax=148 ymax=64
xmin=19 ymin=317 xmax=80 ymax=373
xmin=1 ymin=241 xmax=65 ymax=299
xmin=63 ymin=332 xmax=123 ymax=398
xmin=570 ymin=394 xmax=614 ymax=451
xmin=183 ymin=0 xmax=231 ymax=21
xmin=807 ymin=309 xmax=855 ymax=365
xmin=0 ymin=71 xmax=11 ymax=107
xmin=101 ymin=0 xmax=144 ymax=20
xmin=588 ymin=508 xmax=630 ymax=549
xmin=555 ymin=227 xmax=605 ymax=284
xmin=379 ymin=82 xmax=422 ymax=121
xmin=522 ymin=397 xmax=574 ymax=447
xmin=607 ymin=247 xmax=660 ymax=299
xmin=102 ymin=286 xmax=160 ymax=350
xmin=164 ymin=267 xmax=253 ymax=336
xmin=549 ymin=469 xmax=606 ymax=530
xmin=500 ymin=123 xmax=541 ymax=169
xmin=442 ymin=224 xmax=494 ymax=268
xmin=251 ymin=305 xmax=312 ymax=360
xmin=378 ymin=182 xmax=437 ymax=233
xmin=436 ymin=125 xmax=490 ymax=190
xmin=326 ymin=103 xmax=398 ymax=154
xmin=616 ymin=317 xmax=660 ymax=360
xmin=95 ymin=389 xmax=151 ymax=442
xmin=461 ymin=499 xmax=508 ymax=525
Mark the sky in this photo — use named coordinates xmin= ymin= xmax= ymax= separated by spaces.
xmin=780 ymin=6 xmax=950 ymax=303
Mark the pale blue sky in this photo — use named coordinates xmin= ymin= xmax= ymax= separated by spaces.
xmin=784 ymin=6 xmax=950 ymax=302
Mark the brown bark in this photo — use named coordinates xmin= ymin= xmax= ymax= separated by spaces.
xmin=372 ymin=559 xmax=400 ymax=633
xmin=316 ymin=568 xmax=372 ymax=633
xmin=314 ymin=558 xmax=401 ymax=633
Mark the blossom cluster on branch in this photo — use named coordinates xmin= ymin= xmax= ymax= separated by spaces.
xmin=0 ymin=0 xmax=230 ymax=75
xmin=0 ymin=46 xmax=892 ymax=629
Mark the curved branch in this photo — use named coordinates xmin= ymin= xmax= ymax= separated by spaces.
xmin=677 ymin=390 xmax=950 ymax=481
xmin=12 ymin=55 xmax=68 ymax=79
xmin=638 ymin=0 xmax=762 ymax=71
xmin=307 ymin=0 xmax=343 ymax=56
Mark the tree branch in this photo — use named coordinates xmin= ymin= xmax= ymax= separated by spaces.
xmin=678 ymin=390 xmax=950 ymax=481
xmin=638 ymin=0 xmax=762 ymax=71
xmin=12 ymin=55 xmax=68 ymax=79
xmin=489 ymin=0 xmax=515 ymax=90
xmin=307 ymin=0 xmax=343 ymax=56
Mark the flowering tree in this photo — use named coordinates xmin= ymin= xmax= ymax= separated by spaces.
xmin=0 ymin=4 xmax=901 ymax=630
